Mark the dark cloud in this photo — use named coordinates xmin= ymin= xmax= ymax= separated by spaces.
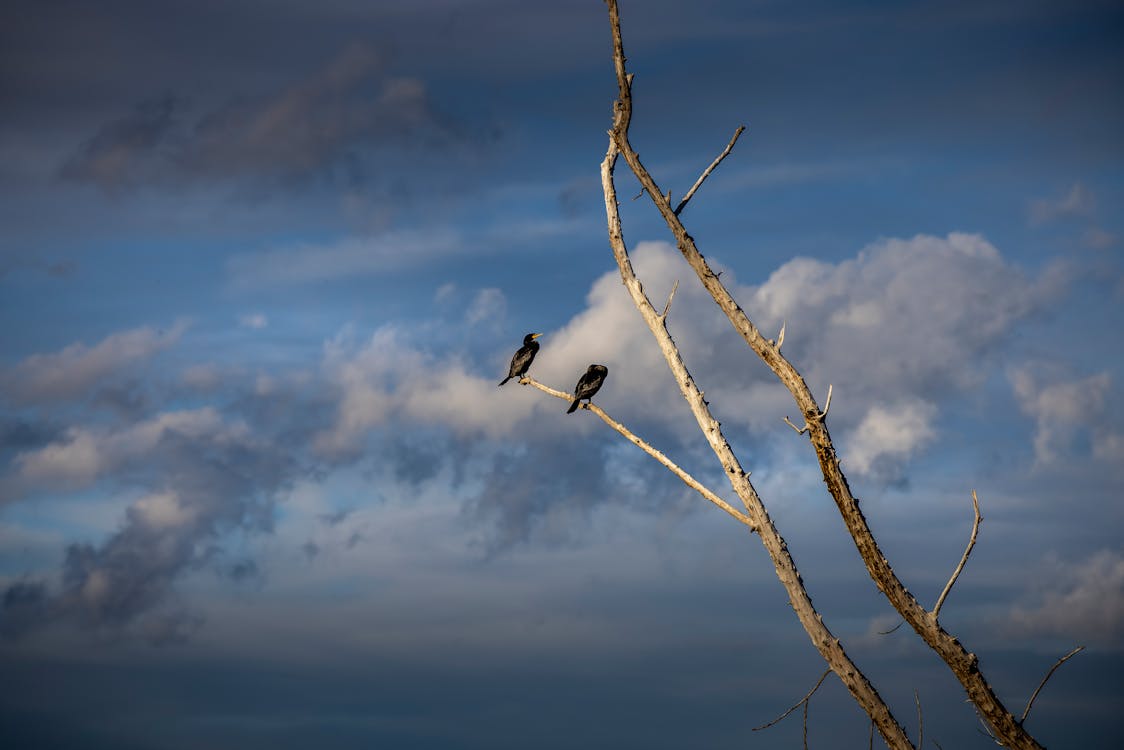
xmin=464 ymin=437 xmax=611 ymax=553
xmin=0 ymin=322 xmax=188 ymax=406
xmin=1 ymin=407 xmax=298 ymax=640
xmin=0 ymin=580 xmax=49 ymax=639
xmin=57 ymin=44 xmax=449 ymax=189
xmin=58 ymin=96 xmax=178 ymax=187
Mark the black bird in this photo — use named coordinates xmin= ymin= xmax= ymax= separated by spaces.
xmin=498 ymin=333 xmax=543 ymax=386
xmin=566 ymin=364 xmax=608 ymax=413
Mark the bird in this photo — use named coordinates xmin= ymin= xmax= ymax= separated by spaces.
xmin=498 ymin=332 xmax=543 ymax=386
xmin=566 ymin=364 xmax=608 ymax=413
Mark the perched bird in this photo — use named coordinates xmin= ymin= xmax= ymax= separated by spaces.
xmin=498 ymin=332 xmax=543 ymax=386
xmin=566 ymin=364 xmax=608 ymax=413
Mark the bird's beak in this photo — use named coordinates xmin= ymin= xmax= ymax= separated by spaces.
xmin=531 ymin=332 xmax=543 ymax=339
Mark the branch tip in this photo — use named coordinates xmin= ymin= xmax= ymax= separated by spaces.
xmin=1020 ymin=646 xmax=1085 ymax=724
xmin=674 ymin=124 xmax=747 ymax=215
xmin=752 ymin=669 xmax=831 ymax=732
xmin=933 ymin=490 xmax=983 ymax=619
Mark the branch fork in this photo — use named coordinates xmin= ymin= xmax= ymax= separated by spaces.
xmin=784 ymin=384 xmax=833 ymax=435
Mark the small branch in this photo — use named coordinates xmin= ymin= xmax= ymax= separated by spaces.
xmin=915 ymin=689 xmax=923 ymax=749
xmin=1020 ymin=646 xmax=1085 ymax=723
xmin=522 ymin=377 xmax=755 ymax=530
xmin=775 ymin=320 xmax=786 ymax=351
xmin=784 ymin=415 xmax=810 ymax=435
xmin=818 ymin=384 xmax=834 ymax=421
xmin=783 ymin=384 xmax=832 ymax=435
xmin=674 ymin=125 xmax=746 ymax=215
xmin=753 ymin=669 xmax=831 ymax=732
xmin=878 ymin=621 xmax=905 ymax=635
xmin=659 ymin=280 xmax=679 ymax=320
xmin=933 ymin=490 xmax=982 ymax=619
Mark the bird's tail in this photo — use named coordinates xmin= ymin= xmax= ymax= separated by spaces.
xmin=498 ymin=376 xmax=511 ymax=386
xmin=566 ymin=399 xmax=579 ymax=414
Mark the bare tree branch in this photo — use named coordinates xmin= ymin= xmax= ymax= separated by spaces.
xmin=673 ymin=125 xmax=745 ymax=215
xmin=1020 ymin=646 xmax=1085 ymax=723
xmin=933 ymin=490 xmax=982 ymax=619
xmin=603 ymin=1 xmax=1043 ymax=746
xmin=753 ymin=669 xmax=831 ymax=732
xmin=522 ymin=377 xmax=755 ymax=529
xmin=603 ymin=4 xmax=913 ymax=746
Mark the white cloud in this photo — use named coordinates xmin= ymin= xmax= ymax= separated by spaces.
xmin=466 ymin=288 xmax=506 ymax=327
xmin=740 ymin=232 xmax=1064 ymax=411
xmin=844 ymin=399 xmax=938 ymax=476
xmin=313 ymin=232 xmax=1061 ymax=469
xmin=2 ymin=321 xmax=189 ymax=403
xmin=1008 ymin=549 xmax=1124 ymax=645
xmin=313 ymin=327 xmax=550 ymax=458
xmin=15 ymin=407 xmax=244 ymax=489
xmin=130 ymin=490 xmax=198 ymax=530
xmin=1010 ymin=367 xmax=1123 ymax=465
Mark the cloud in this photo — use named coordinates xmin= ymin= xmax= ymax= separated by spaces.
xmin=740 ymin=232 xmax=1065 ymax=411
xmin=239 ymin=313 xmax=268 ymax=329
xmin=1029 ymin=182 xmax=1096 ymax=225
xmin=1 ymin=321 xmax=188 ymax=405
xmin=58 ymin=44 xmax=446 ymax=188
xmin=1 ymin=403 xmax=296 ymax=640
xmin=466 ymin=288 xmax=507 ymax=327
xmin=13 ymin=407 xmax=241 ymax=490
xmin=1009 ymin=366 xmax=1124 ymax=465
xmin=1083 ymin=227 xmax=1118 ymax=249
xmin=844 ymin=398 xmax=938 ymax=479
xmin=1007 ymin=549 xmax=1124 ymax=646
xmin=226 ymin=228 xmax=462 ymax=288
xmin=312 ymin=327 xmax=547 ymax=459
xmin=57 ymin=97 xmax=179 ymax=187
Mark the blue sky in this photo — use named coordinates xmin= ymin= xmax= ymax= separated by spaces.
xmin=1 ymin=0 xmax=1122 ymax=747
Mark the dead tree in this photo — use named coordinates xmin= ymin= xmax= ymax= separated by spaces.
xmin=511 ymin=2 xmax=1078 ymax=747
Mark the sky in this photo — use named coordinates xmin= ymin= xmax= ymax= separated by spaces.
xmin=1 ymin=0 xmax=1122 ymax=747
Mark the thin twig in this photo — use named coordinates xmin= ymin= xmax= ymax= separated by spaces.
xmin=878 ymin=621 xmax=905 ymax=635
xmin=1020 ymin=646 xmax=1085 ymax=723
xmin=522 ymin=377 xmax=755 ymax=530
xmin=802 ymin=697 xmax=810 ymax=750
xmin=753 ymin=669 xmax=831 ymax=731
xmin=674 ymin=125 xmax=746 ymax=215
xmin=933 ymin=490 xmax=983 ymax=619
xmin=659 ymin=280 xmax=679 ymax=320
xmin=915 ymin=689 xmax=923 ymax=749
xmin=784 ymin=415 xmax=810 ymax=435
xmin=775 ymin=320 xmax=786 ymax=351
